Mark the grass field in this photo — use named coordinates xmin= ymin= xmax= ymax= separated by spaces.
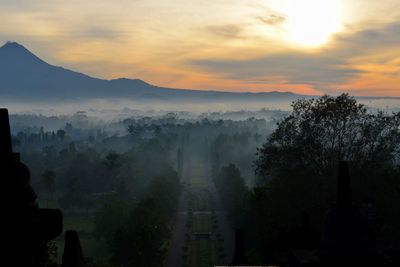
xmin=53 ymin=214 xmax=111 ymax=264
xmin=181 ymin=157 xmax=226 ymax=267
xmin=183 ymin=188 xmax=224 ymax=267
xmin=37 ymin=194 xmax=111 ymax=265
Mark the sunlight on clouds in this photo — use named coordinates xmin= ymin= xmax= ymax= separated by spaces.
xmin=2 ymin=0 xmax=400 ymax=95
xmin=283 ymin=0 xmax=343 ymax=47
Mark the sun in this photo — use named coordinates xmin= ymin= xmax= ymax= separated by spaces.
xmin=284 ymin=0 xmax=342 ymax=47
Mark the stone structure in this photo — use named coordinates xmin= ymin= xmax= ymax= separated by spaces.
xmin=319 ymin=161 xmax=377 ymax=266
xmin=229 ymin=228 xmax=249 ymax=266
xmin=1 ymin=108 xmax=63 ymax=266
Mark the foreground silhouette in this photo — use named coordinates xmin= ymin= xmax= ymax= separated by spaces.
xmin=286 ymin=162 xmax=389 ymax=266
xmin=1 ymin=108 xmax=63 ymax=266
xmin=229 ymin=229 xmax=249 ymax=266
xmin=319 ymin=161 xmax=377 ymax=265
xmin=226 ymin=162 xmax=394 ymax=267
xmin=62 ymin=230 xmax=85 ymax=267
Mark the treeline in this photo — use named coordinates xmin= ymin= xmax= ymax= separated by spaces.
xmin=21 ymin=135 xmax=177 ymax=199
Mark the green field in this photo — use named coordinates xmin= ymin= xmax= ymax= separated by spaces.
xmin=53 ymin=214 xmax=111 ymax=264
xmin=37 ymin=195 xmax=110 ymax=265
xmin=183 ymin=188 xmax=225 ymax=267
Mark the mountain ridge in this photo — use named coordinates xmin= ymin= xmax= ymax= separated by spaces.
xmin=0 ymin=42 xmax=306 ymax=102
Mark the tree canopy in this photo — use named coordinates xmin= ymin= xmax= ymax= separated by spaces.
xmin=256 ymin=94 xmax=400 ymax=178
xmin=248 ymin=94 xmax=400 ymax=260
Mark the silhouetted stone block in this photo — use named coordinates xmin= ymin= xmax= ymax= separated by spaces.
xmin=62 ymin=230 xmax=86 ymax=267
xmin=230 ymin=229 xmax=249 ymax=266
xmin=319 ymin=161 xmax=377 ymax=266
xmin=0 ymin=108 xmax=63 ymax=267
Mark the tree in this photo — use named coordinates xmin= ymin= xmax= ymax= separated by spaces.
xmin=255 ymin=94 xmax=400 ymax=178
xmin=214 ymin=164 xmax=249 ymax=228
xmin=103 ymin=151 xmax=122 ymax=189
xmin=177 ymin=148 xmax=183 ymax=178
xmin=94 ymin=186 xmax=133 ymax=243
xmin=104 ymin=152 xmax=121 ymax=169
xmin=108 ymin=174 xmax=180 ymax=267
xmin=65 ymin=122 xmax=73 ymax=133
xmin=251 ymin=94 xmax=400 ymax=258
xmin=58 ymin=176 xmax=86 ymax=211
xmin=56 ymin=129 xmax=66 ymax=141
xmin=127 ymin=125 xmax=136 ymax=135
xmin=42 ymin=170 xmax=56 ymax=208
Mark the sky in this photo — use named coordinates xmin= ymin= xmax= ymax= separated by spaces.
xmin=1 ymin=0 xmax=400 ymax=96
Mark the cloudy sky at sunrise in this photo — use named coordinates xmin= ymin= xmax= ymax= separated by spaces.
xmin=1 ymin=0 xmax=400 ymax=96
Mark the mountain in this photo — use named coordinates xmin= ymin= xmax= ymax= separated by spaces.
xmin=0 ymin=42 xmax=303 ymax=102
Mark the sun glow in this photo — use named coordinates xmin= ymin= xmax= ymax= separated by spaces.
xmin=284 ymin=0 xmax=342 ymax=47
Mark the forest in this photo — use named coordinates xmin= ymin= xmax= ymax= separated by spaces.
xmin=12 ymin=94 xmax=400 ymax=266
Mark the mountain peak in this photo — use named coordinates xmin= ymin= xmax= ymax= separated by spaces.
xmin=1 ymin=41 xmax=29 ymax=51
xmin=0 ymin=41 xmax=47 ymax=65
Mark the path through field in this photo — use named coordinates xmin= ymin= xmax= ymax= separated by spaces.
xmin=164 ymin=138 xmax=234 ymax=267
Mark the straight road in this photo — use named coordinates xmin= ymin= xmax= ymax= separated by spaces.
xmin=164 ymin=139 xmax=234 ymax=266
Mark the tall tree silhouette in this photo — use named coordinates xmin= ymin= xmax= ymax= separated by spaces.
xmin=42 ymin=169 xmax=55 ymax=208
